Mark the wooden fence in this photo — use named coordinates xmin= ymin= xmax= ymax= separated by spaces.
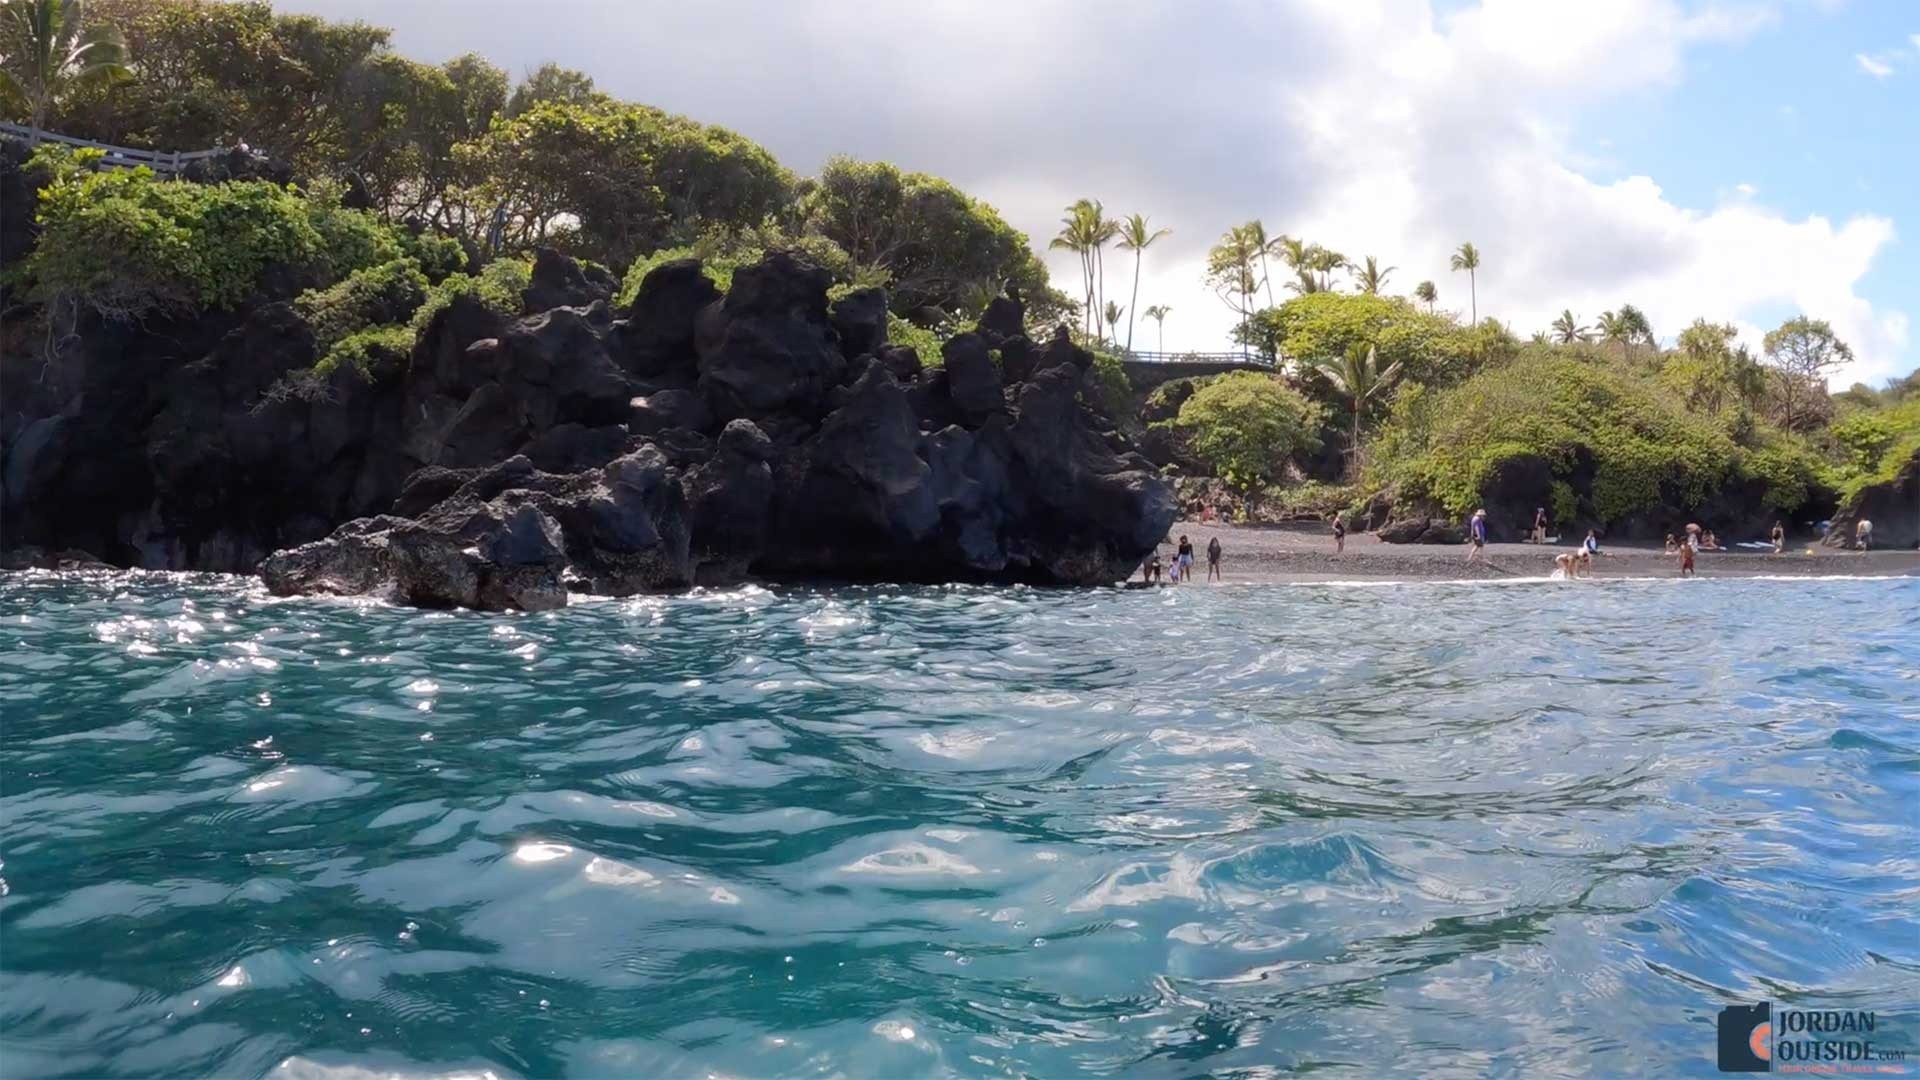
xmin=0 ymin=122 xmax=228 ymax=178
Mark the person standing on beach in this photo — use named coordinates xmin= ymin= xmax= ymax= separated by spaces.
xmin=1678 ymin=539 xmax=1696 ymax=577
xmin=1857 ymin=518 xmax=1873 ymax=551
xmin=1176 ymin=535 xmax=1195 ymax=582
xmin=1465 ymin=509 xmax=1488 ymax=563
xmin=1770 ymin=521 xmax=1786 ymax=554
xmin=1332 ymin=515 xmax=1346 ymax=554
xmin=1206 ymin=536 xmax=1222 ymax=582
xmin=1532 ymin=507 xmax=1548 ymax=544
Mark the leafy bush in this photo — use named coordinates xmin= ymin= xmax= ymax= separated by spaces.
xmin=886 ymin=315 xmax=944 ymax=370
xmin=315 ymin=324 xmax=415 ymax=376
xmin=1171 ymin=372 xmax=1324 ymax=490
xmin=1829 ymin=397 xmax=1920 ymax=503
xmin=295 ymin=259 xmax=429 ymax=352
xmin=615 ymin=226 xmax=863 ymax=307
xmin=408 ymin=257 xmax=532 ymax=335
xmin=402 ymin=231 xmax=469 ymax=283
xmin=22 ymin=150 xmax=414 ymax=320
xmin=1371 ymin=355 xmax=1734 ymax=522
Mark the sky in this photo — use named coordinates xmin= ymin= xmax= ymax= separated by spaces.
xmin=284 ymin=0 xmax=1919 ymax=386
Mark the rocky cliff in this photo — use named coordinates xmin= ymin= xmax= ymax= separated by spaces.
xmin=2 ymin=251 xmax=1175 ymax=608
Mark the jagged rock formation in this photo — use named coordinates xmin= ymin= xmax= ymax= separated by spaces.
xmin=4 ymin=250 xmax=1175 ymax=609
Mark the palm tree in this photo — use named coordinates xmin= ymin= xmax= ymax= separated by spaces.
xmin=1354 ymin=256 xmax=1395 ymax=295
xmin=1413 ymin=280 xmax=1437 ymax=313
xmin=1101 ymin=301 xmax=1125 ymax=346
xmin=1618 ymin=303 xmax=1654 ymax=358
xmin=1048 ymin=199 xmax=1113 ymax=340
xmin=1087 ymin=202 xmax=1119 ymax=343
xmin=1274 ymin=236 xmax=1348 ymax=294
xmin=1314 ymin=343 xmax=1403 ymax=479
xmin=1449 ymin=242 xmax=1480 ymax=323
xmin=1549 ymin=309 xmax=1590 ymax=345
xmin=1115 ymin=213 xmax=1169 ymax=354
xmin=1596 ymin=309 xmax=1631 ymax=359
xmin=1241 ymin=220 xmax=1275 ymax=307
xmin=0 ymin=0 xmax=130 ymax=138
xmin=1204 ymin=225 xmax=1264 ymax=337
xmin=1144 ymin=304 xmax=1170 ymax=353
xmin=1047 ymin=201 xmax=1097 ymax=339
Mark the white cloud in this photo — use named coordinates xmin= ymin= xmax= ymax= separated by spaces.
xmin=280 ymin=0 xmax=1910 ymax=384
xmin=1855 ymin=52 xmax=1895 ymax=77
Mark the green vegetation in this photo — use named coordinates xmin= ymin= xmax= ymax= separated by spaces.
xmin=1170 ymin=372 xmax=1323 ymax=491
xmin=20 ymin=147 xmax=404 ymax=318
xmin=0 ymin=0 xmax=130 ymax=132
xmin=12 ymin=0 xmax=1053 ymax=332
xmin=1371 ymin=352 xmax=1735 ymax=522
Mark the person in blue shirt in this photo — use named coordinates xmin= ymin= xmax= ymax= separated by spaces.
xmin=1465 ymin=509 xmax=1488 ymax=563
xmin=1583 ymin=529 xmax=1600 ymax=557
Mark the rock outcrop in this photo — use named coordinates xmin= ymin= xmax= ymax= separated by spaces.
xmin=1824 ymin=448 xmax=1919 ymax=551
xmin=6 ymin=249 xmax=1176 ymax=609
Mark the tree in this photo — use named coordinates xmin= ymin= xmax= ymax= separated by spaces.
xmin=1353 ymin=255 xmax=1394 ymax=295
xmin=1762 ymin=316 xmax=1854 ymax=431
xmin=1049 ymin=199 xmax=1098 ymax=338
xmin=1171 ymin=371 xmax=1324 ymax=490
xmin=1204 ymin=223 xmax=1264 ymax=344
xmin=1596 ymin=304 xmax=1655 ymax=363
xmin=1665 ymin=319 xmax=1765 ymax=417
xmin=504 ymin=61 xmax=606 ymax=117
xmin=1101 ymin=301 xmax=1124 ymax=345
xmin=1274 ymin=235 xmax=1347 ymax=295
xmin=455 ymin=101 xmax=791 ymax=265
xmin=1242 ymin=219 xmax=1274 ymax=307
xmin=0 ymin=0 xmax=129 ymax=135
xmin=1549 ymin=309 xmax=1590 ymax=345
xmin=800 ymin=157 xmax=1046 ymax=318
xmin=1413 ymin=279 xmax=1437 ymax=313
xmin=1144 ymin=304 xmax=1170 ymax=352
xmin=1449 ymin=241 xmax=1480 ymax=323
xmin=1115 ymin=212 xmax=1168 ymax=354
xmin=1237 ymin=291 xmax=1489 ymax=391
xmin=1314 ymin=343 xmax=1404 ymax=478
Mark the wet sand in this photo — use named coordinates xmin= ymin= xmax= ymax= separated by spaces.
xmin=1148 ymin=521 xmax=1920 ymax=583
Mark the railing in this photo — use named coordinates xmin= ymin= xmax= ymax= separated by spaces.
xmin=1119 ymin=350 xmax=1280 ymax=368
xmin=0 ymin=123 xmax=228 ymax=178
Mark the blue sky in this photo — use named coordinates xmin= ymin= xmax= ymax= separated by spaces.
xmin=288 ymin=0 xmax=1915 ymax=384
xmin=1579 ymin=1 xmax=1916 ymax=381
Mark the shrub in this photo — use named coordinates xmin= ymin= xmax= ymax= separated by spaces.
xmin=1171 ymin=371 xmax=1324 ymax=490
xmin=408 ymin=257 xmax=532 ymax=335
xmin=886 ymin=314 xmax=943 ymax=370
xmin=402 ymin=231 xmax=469 ymax=283
xmin=22 ymin=150 xmax=416 ymax=320
xmin=295 ymin=259 xmax=429 ymax=352
xmin=1371 ymin=355 xmax=1734 ymax=522
xmin=315 ymin=324 xmax=415 ymax=376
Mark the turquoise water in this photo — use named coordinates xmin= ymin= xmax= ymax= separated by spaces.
xmin=1 ymin=573 xmax=1916 ymax=1079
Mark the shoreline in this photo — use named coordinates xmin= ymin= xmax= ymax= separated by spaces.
xmin=1148 ymin=520 xmax=1920 ymax=585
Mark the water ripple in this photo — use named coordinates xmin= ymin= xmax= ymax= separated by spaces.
xmin=1 ymin=572 xmax=1916 ymax=1078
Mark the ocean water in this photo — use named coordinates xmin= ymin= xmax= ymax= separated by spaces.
xmin=1 ymin=573 xmax=1916 ymax=1080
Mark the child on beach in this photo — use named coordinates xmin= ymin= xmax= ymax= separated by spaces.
xmin=1206 ymin=536 xmax=1222 ymax=581
xmin=1332 ymin=515 xmax=1346 ymax=554
xmin=1770 ymin=521 xmax=1785 ymax=554
xmin=1664 ymin=534 xmax=1679 ymax=555
xmin=1677 ymin=540 xmax=1695 ymax=577
xmin=1143 ymin=554 xmax=1161 ymax=584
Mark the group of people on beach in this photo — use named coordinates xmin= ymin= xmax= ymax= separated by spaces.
xmin=1141 ymin=533 xmax=1222 ymax=584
